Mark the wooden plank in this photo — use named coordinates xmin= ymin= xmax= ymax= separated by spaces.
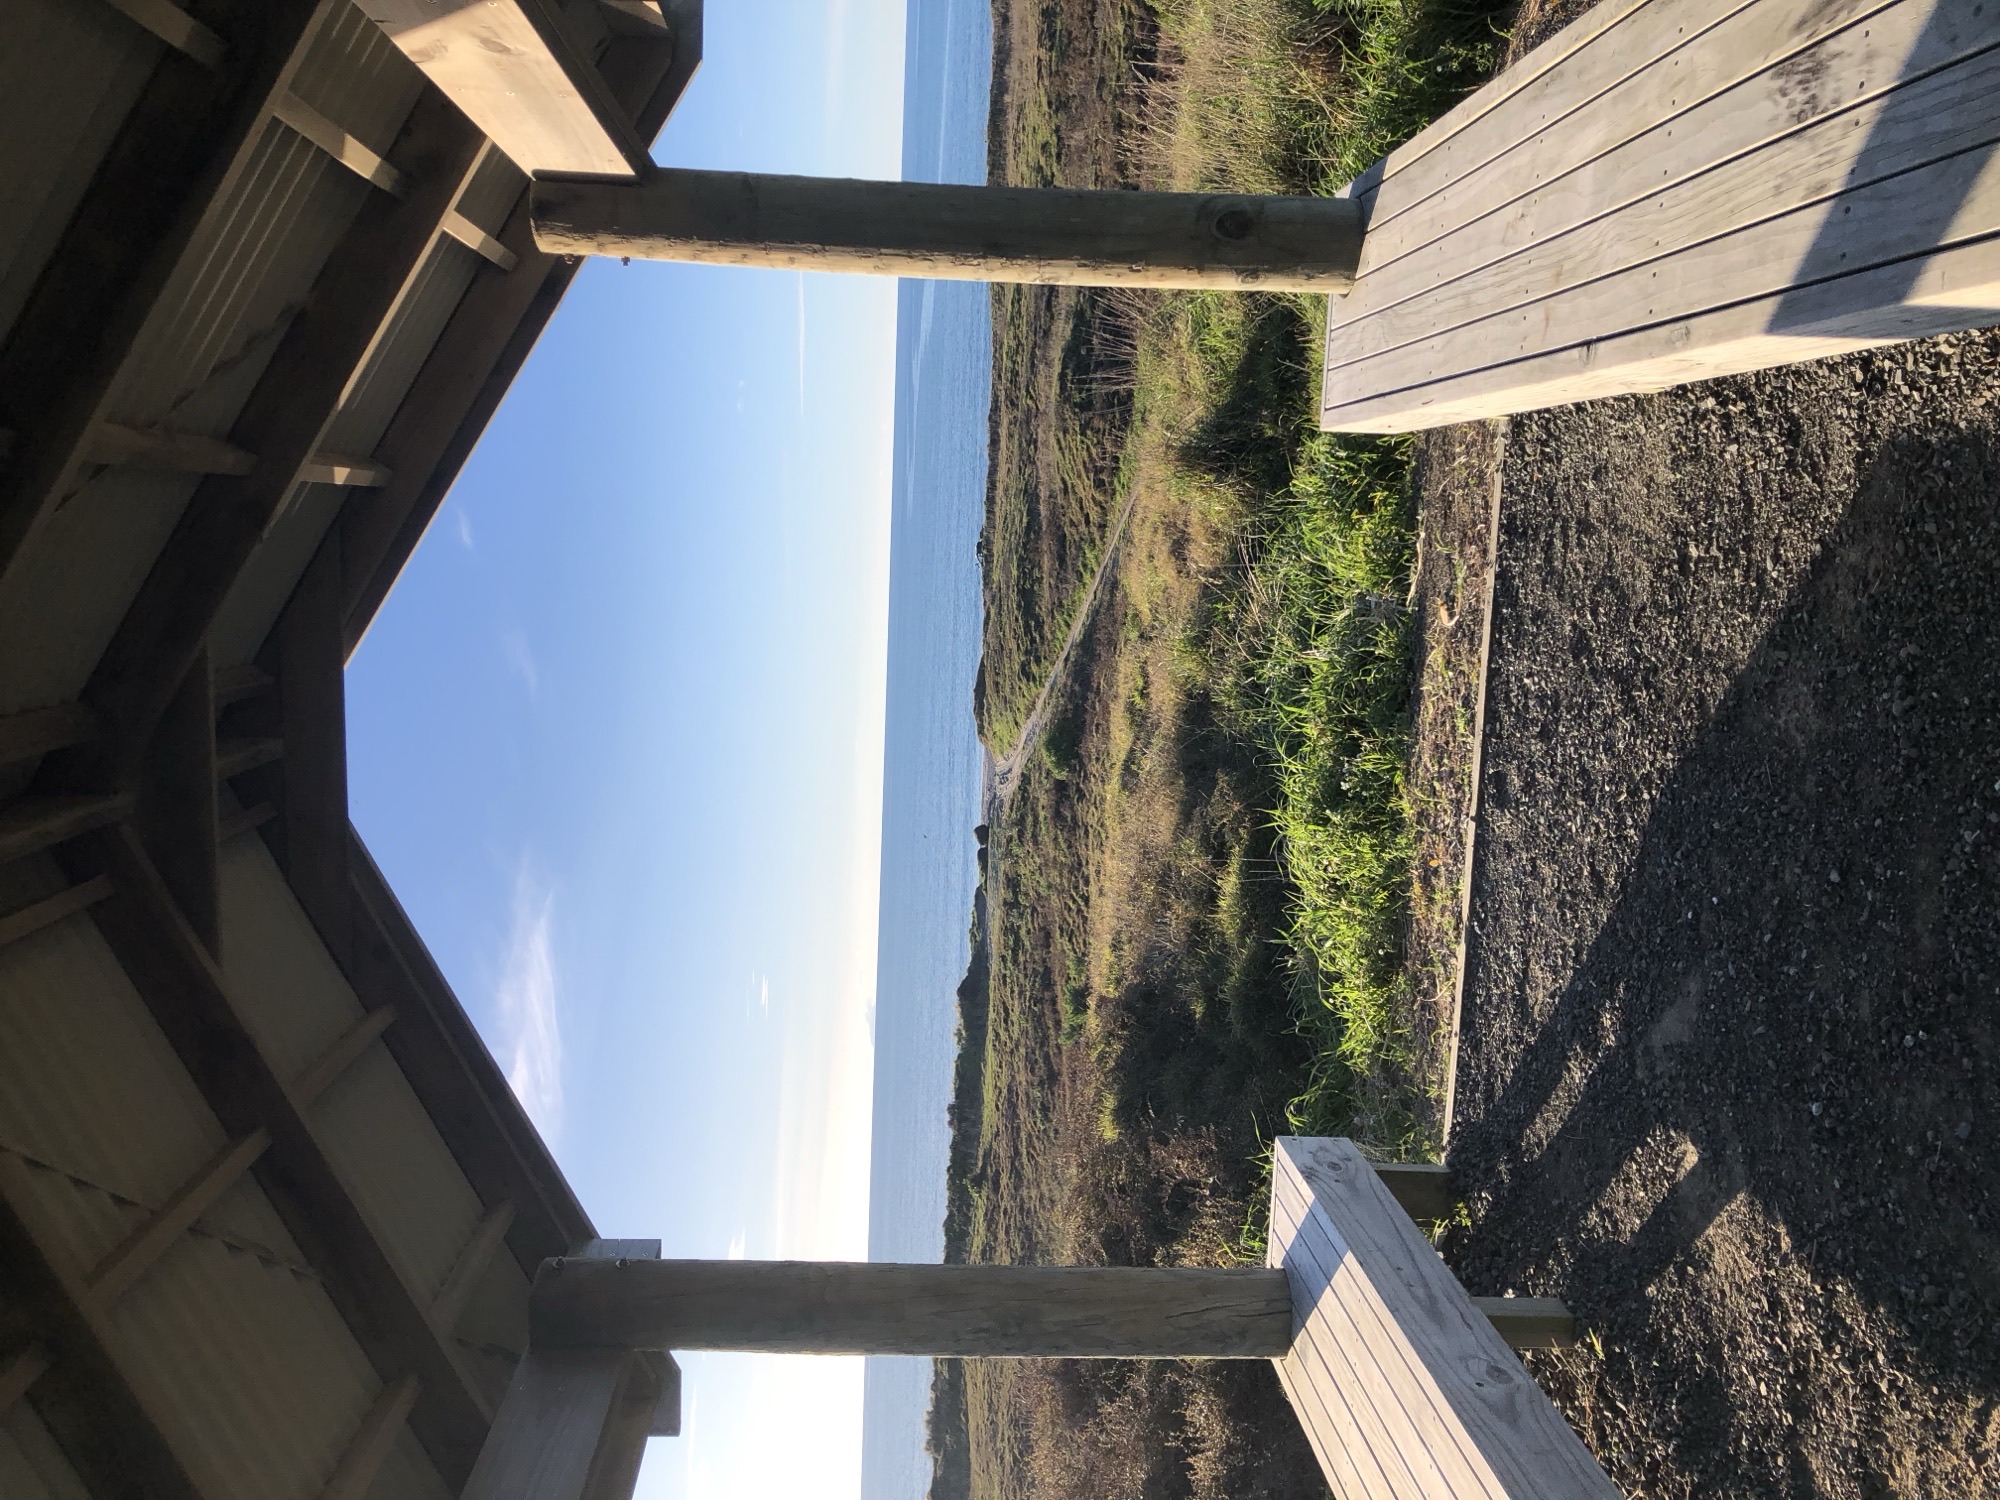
xmin=532 ymin=172 xmax=1365 ymax=291
xmin=0 ymin=877 xmax=115 ymax=949
xmin=299 ymin=455 xmax=393 ymax=487
xmin=1356 ymin=0 xmax=1763 ymax=226
xmin=213 ymin=664 xmax=275 ymax=709
xmin=431 ymin=1202 xmax=517 ymax=1332
xmin=0 ymin=0 xmax=332 ymax=604
xmin=85 ymin=423 xmax=257 ymax=476
xmin=443 ymin=210 xmax=520 ymax=271
xmin=0 ymin=794 xmax=134 ymax=865
xmin=293 ymin=1005 xmax=399 ymax=1107
xmin=0 ymin=1159 xmax=207 ymax=1500
xmin=98 ymin=0 xmax=227 ymax=68
xmin=1470 ymin=1297 xmax=1576 ymax=1350
xmin=1324 ymin=163 xmax=2000 ymax=431
xmin=344 ymin=832 xmax=596 ymax=1281
xmin=1350 ymin=0 xmax=1937 ymax=287
xmin=321 ymin=1375 xmax=422 ymax=1500
xmin=85 ymin=1133 xmax=272 ymax=1307
xmin=272 ymin=90 xmax=410 ymax=197
xmin=1327 ymin=30 xmax=2000 ymax=378
xmin=350 ymin=0 xmax=648 ymax=178
xmin=57 ymin=91 xmax=489 ymax=790
xmin=56 ymin=825 xmax=495 ymax=1486
xmin=0 ymin=706 xmax=100 ymax=769
xmin=1372 ymin=1162 xmax=1458 ymax=1223
xmin=530 ymin=1260 xmax=1294 ymax=1356
xmin=0 ymin=1345 xmax=50 ymax=1417
xmin=1269 ymin=1138 xmax=1617 ymax=1500
xmin=133 ymin=648 xmax=219 ymax=952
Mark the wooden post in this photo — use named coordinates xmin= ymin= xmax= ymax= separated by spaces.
xmin=531 ymin=171 xmax=1363 ymax=292
xmin=530 ymin=1260 xmax=1294 ymax=1357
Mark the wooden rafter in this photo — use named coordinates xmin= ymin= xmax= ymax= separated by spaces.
xmin=0 ymin=0 xmax=333 ymax=600
xmin=56 ymin=825 xmax=495 ymax=1488
xmin=0 ymin=1163 xmax=206 ymax=1500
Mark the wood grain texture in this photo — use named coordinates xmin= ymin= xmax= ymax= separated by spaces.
xmin=531 ymin=1260 xmax=1295 ymax=1357
xmin=1268 ymin=1137 xmax=1617 ymax=1500
xmin=531 ymin=171 xmax=1364 ymax=291
xmin=351 ymin=0 xmax=647 ymax=177
xmin=1323 ymin=0 xmax=2000 ymax=431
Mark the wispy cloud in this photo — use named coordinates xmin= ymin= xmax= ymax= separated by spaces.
xmin=500 ymin=629 xmax=539 ymax=701
xmin=455 ymin=508 xmax=474 ymax=549
xmin=497 ymin=864 xmax=562 ymax=1143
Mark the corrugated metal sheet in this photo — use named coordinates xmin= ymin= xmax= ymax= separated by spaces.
xmin=109 ymin=1231 xmax=380 ymax=1500
xmin=367 ymin=1425 xmax=456 ymax=1500
xmin=212 ymin=235 xmax=482 ymax=669
xmin=218 ymin=833 xmax=367 ymax=1081
xmin=0 ymin=466 xmax=197 ymax=716
xmin=0 ymin=892 xmax=226 ymax=1211
xmin=106 ymin=121 xmax=367 ymax=437
xmin=288 ymin=2 xmax=426 ymax=164
xmin=219 ymin=839 xmax=487 ymax=1300
xmin=0 ymin=0 xmax=160 ymax=349
xmin=0 ymin=1402 xmax=92 ymax=1500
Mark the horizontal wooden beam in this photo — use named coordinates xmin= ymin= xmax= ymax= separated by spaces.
xmin=532 ymin=171 xmax=1364 ymax=291
xmin=1470 ymin=1296 xmax=1576 ymax=1350
xmin=216 ymin=737 xmax=285 ymax=780
xmin=0 ymin=877 xmax=115 ymax=949
xmin=86 ymin=424 xmax=255 ymax=476
xmin=322 ymin=1375 xmax=422 ymax=1500
xmin=1371 ymin=1162 xmax=1457 ymax=1223
xmin=530 ymin=1260 xmax=1294 ymax=1357
xmin=99 ymin=0 xmax=226 ymax=68
xmin=0 ymin=705 xmax=100 ymax=768
xmin=352 ymin=0 xmax=649 ymax=178
xmin=0 ymin=794 xmax=134 ymax=865
xmin=85 ymin=1133 xmax=271 ymax=1307
xmin=219 ymin=801 xmax=276 ymax=841
xmin=443 ymin=210 xmax=520 ymax=271
xmin=272 ymin=90 xmax=409 ymax=197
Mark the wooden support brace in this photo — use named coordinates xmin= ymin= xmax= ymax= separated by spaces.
xmin=532 ymin=171 xmax=1364 ymax=292
xmin=293 ymin=1006 xmax=399 ymax=1107
xmin=219 ymin=803 xmax=277 ymax=842
xmin=0 ymin=878 xmax=114 ymax=949
xmin=0 ymin=1345 xmax=50 ymax=1418
xmin=0 ymin=795 xmax=135 ymax=866
xmin=321 ymin=1374 xmax=422 ymax=1500
xmin=272 ymin=91 xmax=409 ymax=197
xmin=431 ymin=1201 xmax=517 ymax=1334
xmin=1470 ymin=1297 xmax=1576 ymax=1351
xmin=85 ymin=424 xmax=256 ymax=477
xmin=531 ymin=1259 xmax=1294 ymax=1357
xmin=216 ymin=738 xmax=285 ymax=781
xmin=0 ymin=705 xmax=101 ymax=769
xmin=85 ymin=1133 xmax=272 ymax=1307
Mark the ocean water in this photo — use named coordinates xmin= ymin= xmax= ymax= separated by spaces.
xmin=857 ymin=0 xmax=993 ymax=1494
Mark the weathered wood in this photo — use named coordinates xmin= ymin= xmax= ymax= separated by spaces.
xmin=0 ymin=705 xmax=101 ymax=768
xmin=533 ymin=171 xmax=1364 ymax=291
xmin=298 ymin=456 xmax=393 ymax=488
xmin=57 ymin=825 xmax=494 ymax=1487
xmin=0 ymin=794 xmax=134 ymax=865
xmin=292 ymin=1006 xmax=399 ymax=1107
xmin=135 ymin=649 xmax=220 ymax=952
xmin=0 ymin=1158 xmax=207 ymax=1500
xmin=432 ymin=1201 xmax=518 ymax=1333
xmin=351 ymin=0 xmax=648 ymax=178
xmin=531 ymin=1260 xmax=1294 ymax=1356
xmin=321 ymin=1374 xmax=422 ymax=1500
xmin=443 ymin=210 xmax=520 ymax=271
xmin=85 ymin=1133 xmax=272 ymax=1307
xmin=1269 ymin=1137 xmax=1616 ymax=1500
xmin=1322 ymin=0 xmax=2000 ymax=431
xmin=99 ymin=0 xmax=227 ymax=67
xmin=0 ymin=877 xmax=115 ymax=949
xmin=273 ymin=89 xmax=409 ymax=196
xmin=461 ymin=1347 xmax=659 ymax=1500
xmin=1470 ymin=1297 xmax=1576 ymax=1350
xmin=1372 ymin=1162 xmax=1458 ymax=1223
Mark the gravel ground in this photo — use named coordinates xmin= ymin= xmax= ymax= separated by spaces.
xmin=1436 ymin=331 xmax=2000 ymax=1497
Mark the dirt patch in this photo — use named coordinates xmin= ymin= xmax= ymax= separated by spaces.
xmin=1439 ymin=330 xmax=2000 ymax=1497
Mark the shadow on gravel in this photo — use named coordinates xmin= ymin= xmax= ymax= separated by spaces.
xmin=1443 ymin=360 xmax=2000 ymax=1495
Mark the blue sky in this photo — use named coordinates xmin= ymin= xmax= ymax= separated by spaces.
xmin=346 ymin=6 xmax=908 ymax=1497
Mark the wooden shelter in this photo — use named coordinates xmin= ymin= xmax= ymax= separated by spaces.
xmin=7 ymin=0 xmax=1997 ymax=1498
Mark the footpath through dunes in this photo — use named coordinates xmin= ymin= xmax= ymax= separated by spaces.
xmin=1440 ymin=329 xmax=2000 ymax=1495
